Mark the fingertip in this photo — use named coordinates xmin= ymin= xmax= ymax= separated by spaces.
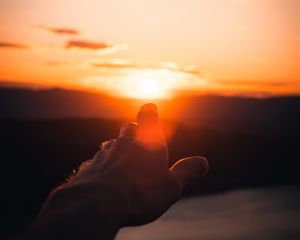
xmin=137 ymin=103 xmax=159 ymax=125
xmin=140 ymin=103 xmax=157 ymax=112
xmin=100 ymin=139 xmax=117 ymax=150
xmin=171 ymin=156 xmax=209 ymax=177
xmin=170 ymin=156 xmax=209 ymax=190
xmin=119 ymin=122 xmax=138 ymax=138
xmin=189 ymin=156 xmax=209 ymax=176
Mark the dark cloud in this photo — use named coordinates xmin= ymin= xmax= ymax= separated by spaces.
xmin=65 ymin=40 xmax=128 ymax=54
xmin=36 ymin=25 xmax=80 ymax=35
xmin=0 ymin=42 xmax=29 ymax=49
xmin=65 ymin=40 xmax=112 ymax=50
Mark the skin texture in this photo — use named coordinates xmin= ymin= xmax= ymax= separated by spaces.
xmin=19 ymin=103 xmax=208 ymax=240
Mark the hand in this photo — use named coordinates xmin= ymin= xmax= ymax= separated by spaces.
xmin=20 ymin=103 xmax=208 ymax=240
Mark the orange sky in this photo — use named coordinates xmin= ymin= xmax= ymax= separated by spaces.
xmin=0 ymin=0 xmax=299 ymax=98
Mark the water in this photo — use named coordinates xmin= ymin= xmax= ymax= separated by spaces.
xmin=117 ymin=185 xmax=300 ymax=240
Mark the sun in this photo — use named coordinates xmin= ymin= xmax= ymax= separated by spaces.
xmin=122 ymin=69 xmax=175 ymax=99
xmin=120 ymin=70 xmax=173 ymax=99
xmin=140 ymin=78 xmax=161 ymax=98
xmin=88 ymin=69 xmax=186 ymax=99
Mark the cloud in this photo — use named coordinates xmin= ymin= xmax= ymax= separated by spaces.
xmin=92 ymin=62 xmax=134 ymax=69
xmin=91 ymin=59 xmax=137 ymax=69
xmin=66 ymin=40 xmax=111 ymax=50
xmin=65 ymin=40 xmax=128 ymax=54
xmin=92 ymin=60 xmax=200 ymax=75
xmin=160 ymin=62 xmax=200 ymax=75
xmin=35 ymin=25 xmax=80 ymax=35
xmin=0 ymin=42 xmax=29 ymax=49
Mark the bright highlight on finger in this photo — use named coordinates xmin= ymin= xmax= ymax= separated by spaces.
xmin=137 ymin=103 xmax=159 ymax=126
xmin=136 ymin=103 xmax=164 ymax=150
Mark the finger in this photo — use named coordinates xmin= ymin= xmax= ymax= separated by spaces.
xmin=101 ymin=139 xmax=116 ymax=150
xmin=75 ymin=159 xmax=93 ymax=176
xmin=119 ymin=122 xmax=138 ymax=139
xmin=136 ymin=103 xmax=164 ymax=147
xmin=170 ymin=156 xmax=209 ymax=191
xmin=79 ymin=159 xmax=93 ymax=170
xmin=137 ymin=103 xmax=158 ymax=126
xmin=93 ymin=139 xmax=116 ymax=162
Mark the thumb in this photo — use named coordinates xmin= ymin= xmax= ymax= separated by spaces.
xmin=170 ymin=156 xmax=209 ymax=191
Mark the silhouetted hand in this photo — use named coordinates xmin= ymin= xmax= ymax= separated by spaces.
xmin=20 ymin=103 xmax=208 ymax=240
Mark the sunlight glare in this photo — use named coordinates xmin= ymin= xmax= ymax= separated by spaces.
xmin=140 ymin=78 xmax=160 ymax=98
xmin=82 ymin=68 xmax=207 ymax=99
xmin=122 ymin=69 xmax=176 ymax=99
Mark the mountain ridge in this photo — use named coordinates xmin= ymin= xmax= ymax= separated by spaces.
xmin=1 ymin=87 xmax=299 ymax=136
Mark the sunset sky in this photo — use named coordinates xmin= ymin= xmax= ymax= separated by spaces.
xmin=0 ymin=0 xmax=299 ymax=98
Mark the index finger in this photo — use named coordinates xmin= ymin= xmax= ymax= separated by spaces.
xmin=136 ymin=103 xmax=164 ymax=149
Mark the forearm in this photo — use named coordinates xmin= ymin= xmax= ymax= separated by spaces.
xmin=18 ymin=181 xmax=125 ymax=240
xmin=18 ymin=213 xmax=119 ymax=240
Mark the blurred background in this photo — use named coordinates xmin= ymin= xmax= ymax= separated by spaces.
xmin=0 ymin=0 xmax=299 ymax=239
